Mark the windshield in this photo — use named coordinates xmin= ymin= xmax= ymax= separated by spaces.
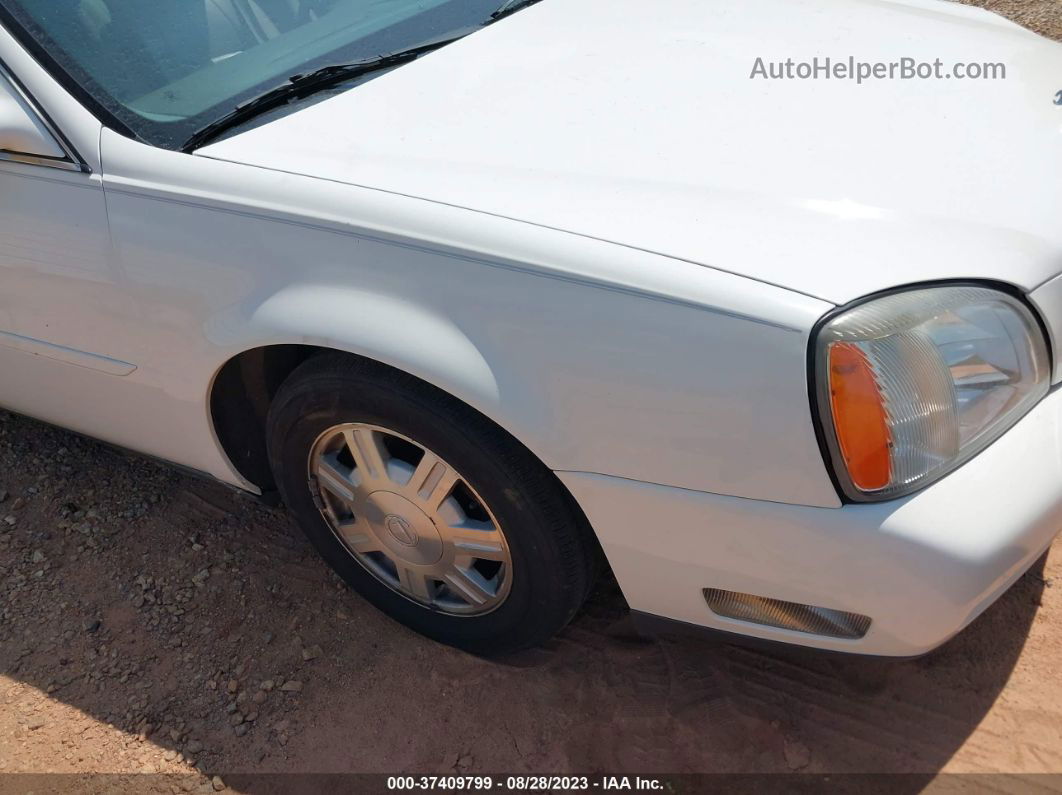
xmin=0 ymin=0 xmax=503 ymax=149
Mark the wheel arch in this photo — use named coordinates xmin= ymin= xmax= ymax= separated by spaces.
xmin=206 ymin=282 xmax=539 ymax=492
xmin=209 ymin=342 xmax=547 ymax=495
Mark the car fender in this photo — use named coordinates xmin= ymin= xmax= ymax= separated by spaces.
xmin=99 ymin=130 xmax=841 ymax=508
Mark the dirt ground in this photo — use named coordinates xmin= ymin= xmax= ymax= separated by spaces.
xmin=2 ymin=411 xmax=1059 ymax=793
xmin=3 ymin=2 xmax=1062 ymax=792
xmin=962 ymin=0 xmax=1062 ymax=40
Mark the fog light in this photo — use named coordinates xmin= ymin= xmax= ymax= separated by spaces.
xmin=703 ymin=588 xmax=871 ymax=640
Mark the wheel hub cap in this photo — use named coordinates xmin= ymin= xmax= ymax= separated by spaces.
xmin=363 ymin=491 xmax=442 ymax=565
xmin=307 ymin=422 xmax=513 ymax=616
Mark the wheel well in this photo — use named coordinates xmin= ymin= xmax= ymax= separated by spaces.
xmin=210 ymin=344 xmax=607 ymax=573
xmin=209 ymin=345 xmax=320 ymax=491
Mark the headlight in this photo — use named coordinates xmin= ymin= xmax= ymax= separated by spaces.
xmin=814 ymin=285 xmax=1050 ymax=501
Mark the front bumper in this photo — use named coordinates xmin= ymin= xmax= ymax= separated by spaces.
xmin=559 ymin=387 xmax=1062 ymax=657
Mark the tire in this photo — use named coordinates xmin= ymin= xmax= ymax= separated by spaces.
xmin=266 ymin=352 xmax=597 ymax=655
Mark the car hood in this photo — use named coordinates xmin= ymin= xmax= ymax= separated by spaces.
xmin=199 ymin=0 xmax=1062 ymax=305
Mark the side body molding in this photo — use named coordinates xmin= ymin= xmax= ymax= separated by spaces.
xmin=0 ymin=330 xmax=136 ymax=375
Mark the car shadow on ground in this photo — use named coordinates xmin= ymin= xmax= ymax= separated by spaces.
xmin=0 ymin=410 xmax=1052 ymax=793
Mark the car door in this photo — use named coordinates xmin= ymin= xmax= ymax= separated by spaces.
xmin=0 ymin=49 xmax=139 ymax=432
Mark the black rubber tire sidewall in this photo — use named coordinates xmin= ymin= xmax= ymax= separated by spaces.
xmin=266 ymin=355 xmax=594 ymax=655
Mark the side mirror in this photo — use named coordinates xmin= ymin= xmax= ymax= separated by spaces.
xmin=0 ymin=73 xmax=65 ymax=159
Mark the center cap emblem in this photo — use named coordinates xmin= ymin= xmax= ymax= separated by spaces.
xmin=384 ymin=514 xmax=418 ymax=547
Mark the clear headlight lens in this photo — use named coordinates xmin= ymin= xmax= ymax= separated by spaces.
xmin=815 ymin=286 xmax=1050 ymax=501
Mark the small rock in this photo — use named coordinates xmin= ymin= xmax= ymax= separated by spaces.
xmin=0 ymin=490 xmax=8 ymax=503
xmin=27 ymin=719 xmax=45 ymax=731
xmin=245 ymin=711 xmax=258 ymax=723
xmin=12 ymin=496 xmax=25 ymax=510
xmin=280 ymin=680 xmax=303 ymax=693
xmin=273 ymin=720 xmax=290 ymax=733
xmin=31 ymin=550 xmax=45 ymax=564
xmin=259 ymin=680 xmax=274 ymax=692
xmin=252 ymin=691 xmax=267 ymax=705
xmin=162 ymin=749 xmax=177 ymax=761
xmin=83 ymin=619 xmax=101 ymax=634
xmin=211 ymin=775 xmax=226 ymax=791
xmin=226 ymin=679 xmax=238 ymax=694
xmin=301 ymin=645 xmax=323 ymax=661
xmin=207 ymin=680 xmax=217 ymax=691
xmin=277 ymin=733 xmax=289 ymax=747
xmin=3 ymin=516 xmax=15 ymax=527
xmin=185 ymin=740 xmax=203 ymax=755
xmin=169 ymin=728 xmax=182 ymax=742
xmin=783 ymin=738 xmax=811 ymax=771
xmin=229 ymin=713 xmax=244 ymax=727
xmin=234 ymin=722 xmax=249 ymax=737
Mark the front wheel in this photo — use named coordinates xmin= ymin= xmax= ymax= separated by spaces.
xmin=266 ymin=353 xmax=597 ymax=655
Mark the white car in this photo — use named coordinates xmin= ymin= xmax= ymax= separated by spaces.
xmin=1 ymin=0 xmax=1061 ymax=657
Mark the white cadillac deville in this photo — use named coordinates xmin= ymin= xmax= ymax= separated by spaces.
xmin=1 ymin=0 xmax=1061 ymax=657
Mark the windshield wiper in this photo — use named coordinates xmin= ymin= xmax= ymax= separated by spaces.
xmin=181 ymin=33 xmax=468 ymax=153
xmin=181 ymin=0 xmax=547 ymax=153
xmin=489 ymin=0 xmax=543 ymax=22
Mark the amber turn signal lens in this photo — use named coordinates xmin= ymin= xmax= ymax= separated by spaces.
xmin=828 ymin=342 xmax=891 ymax=492
xmin=818 ymin=287 xmax=1048 ymax=500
